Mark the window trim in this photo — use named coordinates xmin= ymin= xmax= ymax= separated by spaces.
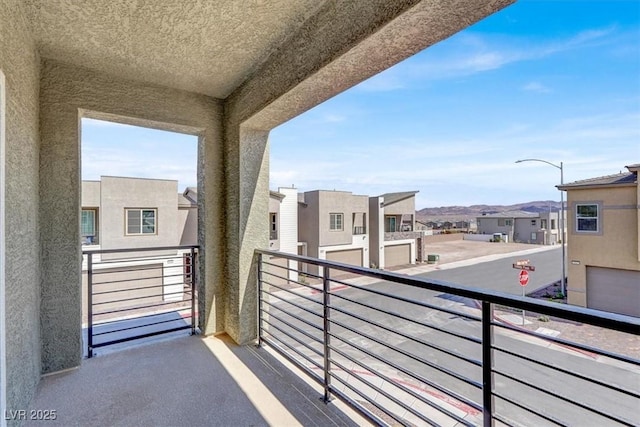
xmin=81 ymin=209 xmax=96 ymax=237
xmin=575 ymin=202 xmax=601 ymax=234
xmin=329 ymin=213 xmax=344 ymax=231
xmin=125 ymin=208 xmax=157 ymax=236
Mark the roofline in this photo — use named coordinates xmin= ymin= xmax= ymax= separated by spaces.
xmin=557 ymin=182 xmax=637 ymax=191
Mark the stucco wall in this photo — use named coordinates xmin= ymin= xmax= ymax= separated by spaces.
xmin=39 ymin=59 xmax=224 ymax=373
xmin=566 ymin=185 xmax=639 ymax=306
xmin=99 ymin=176 xmax=179 ymax=253
xmin=0 ymin=0 xmax=42 ymax=417
xmin=384 ymin=197 xmax=415 ymax=216
xmin=81 ymin=180 xmax=101 ymax=207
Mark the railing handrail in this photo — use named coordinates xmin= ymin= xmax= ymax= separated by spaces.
xmin=83 ymin=244 xmax=199 ymax=255
xmin=255 ymin=248 xmax=639 ymax=335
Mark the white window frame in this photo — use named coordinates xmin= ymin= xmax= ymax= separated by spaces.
xmin=576 ymin=203 xmax=600 ymax=233
xmin=126 ymin=208 xmax=157 ymax=235
xmin=329 ymin=213 xmax=343 ymax=231
xmin=530 ymin=232 xmax=537 ymax=240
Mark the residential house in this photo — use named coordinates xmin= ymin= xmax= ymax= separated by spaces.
xmin=81 ymin=176 xmax=197 ymax=250
xmin=476 ymin=210 xmax=562 ymax=244
xmin=298 ymin=190 xmax=369 ymax=274
xmin=268 ymin=187 xmax=299 ymax=282
xmin=81 ymin=176 xmax=198 ymax=303
xmin=369 ymin=191 xmax=424 ymax=269
xmin=0 ymin=0 xmax=511 ymax=419
xmin=558 ymin=164 xmax=639 ymax=317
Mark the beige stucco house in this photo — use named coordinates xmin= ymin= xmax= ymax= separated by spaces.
xmin=476 ymin=210 xmax=564 ymax=245
xmin=558 ymin=164 xmax=639 ymax=317
xmin=298 ymin=190 xmax=370 ymax=274
xmin=0 ymin=0 xmax=514 ymax=417
xmin=369 ymin=191 xmax=424 ymax=268
xmin=81 ymin=176 xmax=197 ymax=250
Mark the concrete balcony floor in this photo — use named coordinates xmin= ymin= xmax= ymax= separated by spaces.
xmin=26 ymin=335 xmax=369 ymax=426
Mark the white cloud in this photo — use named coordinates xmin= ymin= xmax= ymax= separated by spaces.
xmin=522 ymin=81 xmax=552 ymax=93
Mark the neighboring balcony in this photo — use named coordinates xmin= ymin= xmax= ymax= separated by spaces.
xmin=353 ymin=225 xmax=366 ymax=235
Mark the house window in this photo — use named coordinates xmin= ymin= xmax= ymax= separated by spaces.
xmin=81 ymin=209 xmax=96 ymax=237
xmin=576 ymin=204 xmax=599 ymax=232
xmin=531 ymin=219 xmax=536 ymax=226
xmin=531 ymin=232 xmax=537 ymax=240
xmin=505 ymin=219 xmax=513 ymax=226
xmin=498 ymin=219 xmax=505 ymax=227
xmin=477 ymin=219 xmax=481 ymax=226
xmin=385 ymin=216 xmax=397 ymax=232
xmin=541 ymin=219 xmax=547 ymax=229
xmin=329 ymin=213 xmax=343 ymax=231
xmin=551 ymin=219 xmax=556 ymax=229
xmin=270 ymin=213 xmax=278 ymax=240
xmin=126 ymin=208 xmax=157 ymax=235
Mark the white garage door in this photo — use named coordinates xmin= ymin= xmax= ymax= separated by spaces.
xmin=326 ymin=249 xmax=363 ymax=267
xmin=586 ymin=266 xmax=640 ymax=317
xmin=384 ymin=244 xmax=411 ymax=268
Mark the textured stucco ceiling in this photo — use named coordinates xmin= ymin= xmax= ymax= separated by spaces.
xmin=23 ymin=0 xmax=326 ymax=99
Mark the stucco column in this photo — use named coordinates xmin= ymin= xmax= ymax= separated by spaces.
xmin=224 ymin=125 xmax=270 ymax=344
xmin=39 ymin=65 xmax=83 ymax=373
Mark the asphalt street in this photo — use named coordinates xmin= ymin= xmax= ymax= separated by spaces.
xmin=265 ymin=247 xmax=638 ymax=426
xmin=418 ymin=247 xmax=563 ymax=295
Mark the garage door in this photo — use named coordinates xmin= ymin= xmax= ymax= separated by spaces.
xmin=587 ymin=267 xmax=640 ymax=317
xmin=326 ymin=248 xmax=363 ymax=267
xmin=384 ymin=244 xmax=411 ymax=267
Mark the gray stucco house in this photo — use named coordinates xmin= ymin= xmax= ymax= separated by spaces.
xmin=476 ymin=210 xmax=563 ymax=244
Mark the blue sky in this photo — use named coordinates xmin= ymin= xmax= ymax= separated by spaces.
xmin=82 ymin=0 xmax=640 ymax=209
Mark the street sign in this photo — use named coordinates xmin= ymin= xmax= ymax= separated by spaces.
xmin=515 ymin=259 xmax=530 ymax=266
xmin=519 ymin=270 xmax=529 ymax=286
xmin=512 ymin=264 xmax=536 ymax=271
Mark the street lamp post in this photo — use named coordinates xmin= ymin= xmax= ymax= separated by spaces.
xmin=515 ymin=159 xmax=566 ymax=297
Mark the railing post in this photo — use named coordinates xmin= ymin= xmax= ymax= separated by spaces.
xmin=482 ymin=301 xmax=494 ymax=427
xmin=323 ymin=266 xmax=332 ymax=403
xmin=190 ymin=247 xmax=196 ymax=335
xmin=87 ymin=252 xmax=93 ymax=358
xmin=256 ymin=252 xmax=263 ymax=347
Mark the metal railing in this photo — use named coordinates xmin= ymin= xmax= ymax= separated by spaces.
xmin=255 ymin=249 xmax=639 ymax=427
xmin=353 ymin=226 xmax=366 ymax=235
xmin=84 ymin=245 xmax=198 ymax=357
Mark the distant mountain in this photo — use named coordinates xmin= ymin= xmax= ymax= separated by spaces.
xmin=416 ymin=200 xmax=562 ymax=221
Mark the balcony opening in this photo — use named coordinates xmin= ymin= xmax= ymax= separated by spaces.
xmin=81 ymin=117 xmax=198 ymax=356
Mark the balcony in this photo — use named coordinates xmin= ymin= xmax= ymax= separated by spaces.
xmin=24 ymin=250 xmax=639 ymax=426
xmin=353 ymin=226 xmax=366 ymax=235
xmin=257 ymin=250 xmax=640 ymax=426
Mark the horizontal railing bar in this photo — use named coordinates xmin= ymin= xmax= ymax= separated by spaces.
xmin=93 ymin=315 xmax=191 ymax=336
xmin=92 ymin=283 xmax=172 ymax=295
xmin=329 ymin=303 xmax=481 ymax=367
xmin=90 ymin=255 xmax=191 ymax=267
xmin=327 ymin=354 xmax=444 ymax=427
xmin=331 ymin=320 xmax=482 ymax=389
xmin=493 ymin=345 xmax=640 ymax=398
xmin=92 ymin=325 xmax=191 ymax=348
xmin=260 ymin=291 xmax=323 ymax=320
xmin=492 ymin=393 xmax=565 ymax=426
xmin=260 ymin=306 xmax=324 ymax=340
xmin=260 ymin=259 xmax=323 ymax=281
xmin=255 ymin=249 xmax=639 ymax=334
xmin=84 ymin=245 xmax=199 ymax=255
xmin=327 ymin=368 xmax=410 ymax=427
xmin=329 ymin=277 xmax=481 ymax=322
xmin=260 ymin=320 xmax=324 ymax=364
xmin=92 ymin=272 xmax=187 ymax=286
xmin=494 ymin=369 xmax=634 ymax=426
xmin=330 ymin=343 xmax=472 ymax=426
xmin=92 ymin=300 xmax=192 ymax=316
xmin=330 ymin=291 xmax=481 ymax=345
xmin=260 ymin=270 xmax=318 ymax=291
xmin=90 ymin=263 xmax=181 ymax=275
xmin=92 ymin=307 xmax=191 ymax=327
xmin=492 ymin=321 xmax=640 ymax=366
xmin=92 ymin=290 xmax=186 ymax=306
xmin=329 ymin=328 xmax=482 ymax=412
xmin=260 ymin=333 xmax=323 ymax=372
xmin=261 ymin=279 xmax=323 ymax=306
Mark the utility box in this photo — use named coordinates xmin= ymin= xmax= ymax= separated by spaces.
xmin=427 ymin=254 xmax=439 ymax=264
